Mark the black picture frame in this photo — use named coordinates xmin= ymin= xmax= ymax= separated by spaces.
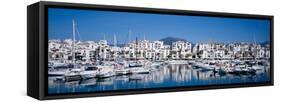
xmin=27 ymin=1 xmax=274 ymax=100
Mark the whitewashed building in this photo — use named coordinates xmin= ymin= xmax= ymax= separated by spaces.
xmin=171 ymin=41 xmax=192 ymax=59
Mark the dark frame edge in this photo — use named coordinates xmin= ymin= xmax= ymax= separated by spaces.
xmin=270 ymin=16 xmax=274 ymax=86
xmin=27 ymin=2 xmax=40 ymax=100
xmin=39 ymin=1 xmax=46 ymax=100
xmin=28 ymin=1 xmax=274 ymax=100
xmin=42 ymin=82 xmax=273 ymax=100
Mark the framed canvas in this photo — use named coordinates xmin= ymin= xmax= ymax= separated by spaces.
xmin=27 ymin=1 xmax=274 ymax=100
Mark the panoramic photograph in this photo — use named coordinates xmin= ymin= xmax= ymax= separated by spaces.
xmin=47 ymin=8 xmax=271 ymax=94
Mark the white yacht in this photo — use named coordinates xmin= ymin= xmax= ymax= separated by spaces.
xmin=129 ymin=67 xmax=150 ymax=74
xmin=95 ymin=65 xmax=115 ymax=78
xmin=48 ymin=65 xmax=69 ymax=76
xmin=115 ymin=68 xmax=130 ymax=75
xmin=151 ymin=61 xmax=164 ymax=67
xmin=64 ymin=68 xmax=82 ymax=81
xmin=166 ymin=60 xmax=188 ymax=64
xmin=80 ymin=66 xmax=98 ymax=79
xmin=195 ymin=62 xmax=215 ymax=71
xmin=128 ymin=61 xmax=150 ymax=74
xmin=48 ymin=69 xmax=68 ymax=76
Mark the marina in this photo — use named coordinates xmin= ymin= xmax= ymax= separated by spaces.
xmin=47 ymin=12 xmax=271 ymax=94
xmin=48 ymin=60 xmax=270 ymax=94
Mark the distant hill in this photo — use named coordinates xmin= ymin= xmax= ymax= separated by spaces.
xmin=260 ymin=41 xmax=270 ymax=46
xmin=159 ymin=37 xmax=187 ymax=45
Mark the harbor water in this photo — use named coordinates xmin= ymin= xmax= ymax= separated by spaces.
xmin=48 ymin=63 xmax=270 ymax=94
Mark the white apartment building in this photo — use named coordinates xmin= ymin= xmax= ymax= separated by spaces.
xmin=126 ymin=40 xmax=170 ymax=60
xmin=48 ymin=39 xmax=270 ymax=62
xmin=171 ymin=41 xmax=192 ymax=59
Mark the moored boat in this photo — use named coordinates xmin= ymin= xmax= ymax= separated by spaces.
xmin=80 ymin=65 xmax=99 ymax=79
xmin=64 ymin=68 xmax=82 ymax=81
xmin=115 ymin=68 xmax=131 ymax=75
xmin=195 ymin=62 xmax=215 ymax=71
xmin=166 ymin=60 xmax=188 ymax=64
xmin=95 ymin=65 xmax=115 ymax=78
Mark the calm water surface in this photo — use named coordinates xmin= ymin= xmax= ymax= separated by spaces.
xmin=48 ymin=64 xmax=270 ymax=94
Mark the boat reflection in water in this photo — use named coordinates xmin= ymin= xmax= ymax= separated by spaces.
xmin=48 ymin=63 xmax=270 ymax=94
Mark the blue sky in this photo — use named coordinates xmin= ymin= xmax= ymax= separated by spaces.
xmin=48 ymin=8 xmax=270 ymax=44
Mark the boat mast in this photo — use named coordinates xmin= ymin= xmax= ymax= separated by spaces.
xmin=143 ymin=33 xmax=146 ymax=41
xmin=135 ymin=37 xmax=138 ymax=62
xmin=114 ymin=34 xmax=117 ymax=47
xmin=72 ymin=19 xmax=76 ymax=67
xmin=114 ymin=34 xmax=117 ymax=61
xmin=129 ymin=30 xmax=131 ymax=43
xmin=254 ymin=34 xmax=257 ymax=61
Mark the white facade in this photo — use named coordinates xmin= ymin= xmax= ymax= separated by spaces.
xmin=48 ymin=39 xmax=270 ymax=62
xmin=171 ymin=41 xmax=192 ymax=59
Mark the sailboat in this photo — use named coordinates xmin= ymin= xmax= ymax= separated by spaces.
xmin=63 ymin=19 xmax=83 ymax=81
xmin=112 ymin=34 xmax=131 ymax=75
xmin=80 ymin=65 xmax=99 ymax=79
xmin=48 ymin=61 xmax=69 ymax=76
xmin=128 ymin=37 xmax=150 ymax=74
xmin=245 ymin=34 xmax=264 ymax=74
xmin=95 ymin=34 xmax=116 ymax=78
